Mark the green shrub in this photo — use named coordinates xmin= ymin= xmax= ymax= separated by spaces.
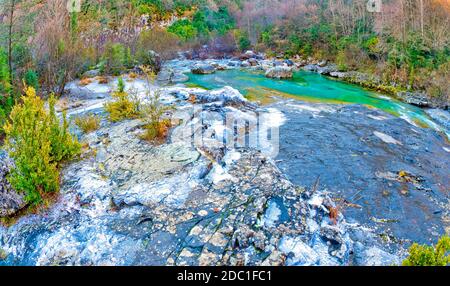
xmin=167 ymin=6 xmax=235 ymax=41
xmin=48 ymin=95 xmax=81 ymax=162
xmin=363 ymin=35 xmax=381 ymax=58
xmin=402 ymin=236 xmax=450 ymax=266
xmin=124 ymin=47 xmax=135 ymax=69
xmin=287 ymin=34 xmax=302 ymax=56
xmin=192 ymin=10 xmax=209 ymax=37
xmin=117 ymin=77 xmax=125 ymax=93
xmin=136 ymin=28 xmax=180 ymax=61
xmin=12 ymin=43 xmax=32 ymax=70
xmin=335 ymin=44 xmax=369 ymax=71
xmin=202 ymin=7 xmax=235 ymax=36
xmin=104 ymin=78 xmax=140 ymax=122
xmin=140 ymin=89 xmax=171 ymax=142
xmin=75 ymin=113 xmax=101 ymax=134
xmin=336 ymin=50 xmax=348 ymax=71
xmin=139 ymin=66 xmax=172 ymax=143
xmin=23 ymin=69 xmax=39 ymax=90
xmin=168 ymin=19 xmax=197 ymax=41
xmin=238 ymin=35 xmax=251 ymax=52
xmin=0 ymin=49 xmax=12 ymax=136
xmin=261 ymin=30 xmax=274 ymax=49
xmin=3 ymin=87 xmax=81 ymax=205
xmin=102 ymin=42 xmax=126 ymax=75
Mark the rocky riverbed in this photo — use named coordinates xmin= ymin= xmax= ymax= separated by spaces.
xmin=0 ymin=57 xmax=448 ymax=266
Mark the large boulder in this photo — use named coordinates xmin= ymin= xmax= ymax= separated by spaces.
xmin=303 ymin=64 xmax=319 ymax=72
xmin=265 ymin=66 xmax=293 ymax=79
xmin=157 ymin=68 xmax=189 ymax=84
xmin=272 ymin=60 xmax=284 ymax=67
xmin=239 ymin=50 xmax=257 ymax=60
xmin=240 ymin=61 xmax=251 ymax=68
xmin=191 ymin=64 xmax=216 ymax=75
xmin=329 ymin=71 xmax=348 ymax=79
xmin=317 ymin=64 xmax=338 ymax=75
xmin=284 ymin=59 xmax=294 ymax=67
xmin=194 ymin=86 xmax=248 ymax=105
xmin=0 ymin=153 xmax=25 ymax=218
xmin=82 ymin=69 xmax=100 ymax=78
xmin=396 ymin=91 xmax=430 ymax=107
xmin=248 ymin=58 xmax=259 ymax=66
xmin=318 ymin=60 xmax=328 ymax=67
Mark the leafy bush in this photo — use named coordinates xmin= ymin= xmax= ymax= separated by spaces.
xmin=167 ymin=6 xmax=235 ymax=41
xmin=0 ymin=49 xmax=13 ymax=136
xmin=123 ymin=47 xmax=134 ymax=69
xmin=140 ymin=89 xmax=172 ymax=142
xmin=136 ymin=28 xmax=180 ymax=61
xmin=3 ymin=87 xmax=81 ymax=204
xmin=117 ymin=76 xmax=125 ymax=93
xmin=104 ymin=77 xmax=140 ymax=122
xmin=192 ymin=10 xmax=209 ymax=37
xmin=139 ymin=66 xmax=172 ymax=143
xmin=426 ymin=62 xmax=449 ymax=101
xmin=363 ymin=35 xmax=381 ymax=58
xmin=238 ymin=34 xmax=251 ymax=52
xmin=102 ymin=42 xmax=127 ymax=75
xmin=336 ymin=44 xmax=369 ymax=71
xmin=48 ymin=95 xmax=81 ymax=163
xmin=202 ymin=7 xmax=235 ymax=36
xmin=168 ymin=19 xmax=197 ymax=41
xmin=402 ymin=236 xmax=450 ymax=266
xmin=75 ymin=113 xmax=101 ymax=134
xmin=134 ymin=0 xmax=168 ymax=19
xmin=23 ymin=69 xmax=39 ymax=90
xmin=12 ymin=43 xmax=32 ymax=71
xmin=336 ymin=50 xmax=348 ymax=71
xmin=261 ymin=29 xmax=275 ymax=49
xmin=136 ymin=50 xmax=162 ymax=73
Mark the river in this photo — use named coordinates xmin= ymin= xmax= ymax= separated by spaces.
xmin=186 ymin=68 xmax=450 ymax=246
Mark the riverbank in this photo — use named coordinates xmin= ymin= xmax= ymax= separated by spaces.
xmin=182 ymin=50 xmax=448 ymax=110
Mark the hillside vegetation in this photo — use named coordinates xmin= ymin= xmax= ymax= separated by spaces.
xmin=1 ymin=1 xmax=448 ymax=113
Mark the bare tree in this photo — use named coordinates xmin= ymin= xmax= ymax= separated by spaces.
xmin=6 ymin=0 xmax=16 ymax=87
xmin=34 ymin=0 xmax=83 ymax=96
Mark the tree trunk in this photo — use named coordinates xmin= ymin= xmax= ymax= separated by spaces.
xmin=8 ymin=0 xmax=15 ymax=88
xmin=420 ymin=0 xmax=424 ymax=37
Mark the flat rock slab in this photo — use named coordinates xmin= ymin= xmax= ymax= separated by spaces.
xmin=274 ymin=101 xmax=450 ymax=247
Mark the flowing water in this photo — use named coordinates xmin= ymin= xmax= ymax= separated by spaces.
xmin=187 ymin=68 xmax=450 ymax=246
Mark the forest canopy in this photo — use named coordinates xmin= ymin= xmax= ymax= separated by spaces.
xmin=0 ymin=0 xmax=449 ymax=122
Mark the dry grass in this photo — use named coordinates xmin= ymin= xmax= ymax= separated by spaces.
xmin=75 ymin=114 xmax=101 ymax=134
xmin=188 ymin=94 xmax=197 ymax=103
xmin=140 ymin=119 xmax=172 ymax=144
xmin=96 ymin=76 xmax=109 ymax=84
xmin=328 ymin=206 xmax=340 ymax=225
xmin=79 ymin=78 xmax=93 ymax=86
xmin=128 ymin=72 xmax=139 ymax=80
xmin=104 ymin=91 xmax=140 ymax=122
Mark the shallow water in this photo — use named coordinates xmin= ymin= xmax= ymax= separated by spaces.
xmin=187 ymin=69 xmax=447 ymax=137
